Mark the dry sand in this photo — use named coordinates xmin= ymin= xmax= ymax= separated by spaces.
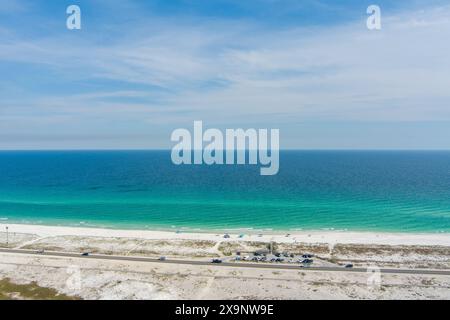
xmin=0 ymin=223 xmax=449 ymax=300
xmin=2 ymin=223 xmax=449 ymax=246
xmin=0 ymin=252 xmax=449 ymax=300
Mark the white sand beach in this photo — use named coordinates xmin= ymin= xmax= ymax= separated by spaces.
xmin=0 ymin=223 xmax=449 ymax=300
xmin=1 ymin=223 xmax=449 ymax=246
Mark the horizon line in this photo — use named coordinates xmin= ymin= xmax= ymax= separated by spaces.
xmin=1 ymin=148 xmax=450 ymax=152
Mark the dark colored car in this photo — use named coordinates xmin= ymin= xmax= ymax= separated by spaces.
xmin=212 ymin=259 xmax=222 ymax=263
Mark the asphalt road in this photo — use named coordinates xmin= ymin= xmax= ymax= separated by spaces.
xmin=1 ymin=248 xmax=450 ymax=276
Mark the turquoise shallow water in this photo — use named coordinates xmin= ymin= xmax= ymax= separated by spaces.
xmin=0 ymin=150 xmax=449 ymax=233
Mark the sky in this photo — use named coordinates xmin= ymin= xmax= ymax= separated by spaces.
xmin=0 ymin=0 xmax=450 ymax=150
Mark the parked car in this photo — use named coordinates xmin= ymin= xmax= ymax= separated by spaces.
xmin=301 ymin=259 xmax=314 ymax=264
xmin=81 ymin=252 xmax=90 ymax=256
xmin=212 ymin=259 xmax=222 ymax=263
xmin=345 ymin=264 xmax=354 ymax=268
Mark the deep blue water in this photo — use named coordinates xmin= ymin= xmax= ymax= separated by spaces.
xmin=0 ymin=150 xmax=449 ymax=232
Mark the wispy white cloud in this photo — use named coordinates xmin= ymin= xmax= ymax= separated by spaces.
xmin=1 ymin=3 xmax=450 ymax=148
xmin=0 ymin=0 xmax=29 ymax=14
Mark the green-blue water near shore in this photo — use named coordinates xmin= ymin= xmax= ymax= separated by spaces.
xmin=0 ymin=150 xmax=449 ymax=233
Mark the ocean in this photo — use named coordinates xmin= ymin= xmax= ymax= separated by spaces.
xmin=0 ymin=150 xmax=449 ymax=233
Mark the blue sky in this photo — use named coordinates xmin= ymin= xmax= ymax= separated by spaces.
xmin=1 ymin=0 xmax=450 ymax=149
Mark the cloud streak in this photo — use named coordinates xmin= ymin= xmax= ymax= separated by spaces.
xmin=1 ymin=1 xmax=450 ymax=149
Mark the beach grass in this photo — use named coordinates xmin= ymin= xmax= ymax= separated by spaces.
xmin=0 ymin=278 xmax=80 ymax=300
